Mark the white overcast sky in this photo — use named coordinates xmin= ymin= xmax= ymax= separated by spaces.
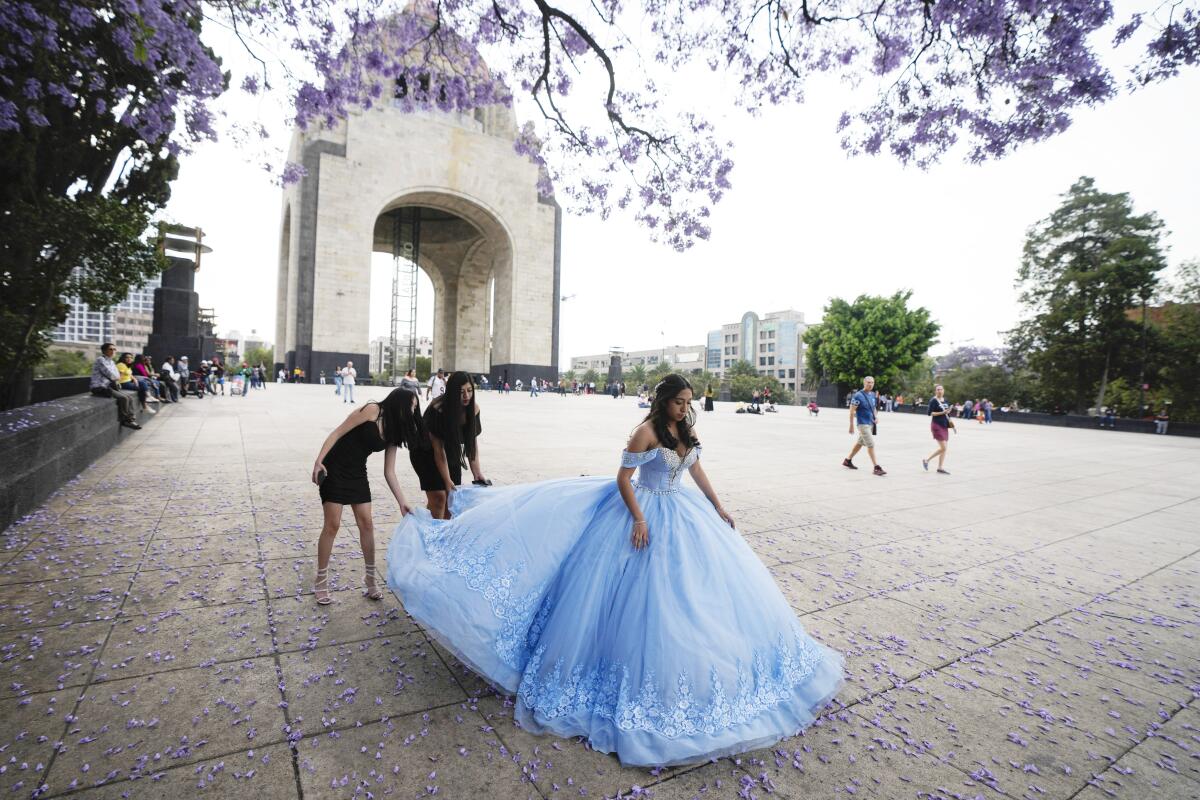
xmin=167 ymin=21 xmax=1200 ymax=362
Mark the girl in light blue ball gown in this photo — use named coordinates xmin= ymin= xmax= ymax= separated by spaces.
xmin=387 ymin=373 xmax=844 ymax=766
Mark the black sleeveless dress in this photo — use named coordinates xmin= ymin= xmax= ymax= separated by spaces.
xmin=409 ymin=402 xmax=482 ymax=491
xmin=319 ymin=421 xmax=386 ymax=505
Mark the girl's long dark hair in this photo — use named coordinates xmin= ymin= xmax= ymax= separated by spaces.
xmin=642 ymin=373 xmax=699 ymax=451
xmin=375 ymin=388 xmax=422 ymax=449
xmin=434 ymin=371 xmax=477 ymax=466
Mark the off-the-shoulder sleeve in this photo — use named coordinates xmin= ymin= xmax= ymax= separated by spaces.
xmin=620 ymin=449 xmax=658 ymax=468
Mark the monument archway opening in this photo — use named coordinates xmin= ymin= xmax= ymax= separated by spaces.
xmin=370 ymin=196 xmax=511 ymax=378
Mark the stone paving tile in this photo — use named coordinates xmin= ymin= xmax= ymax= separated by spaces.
xmin=92 ymin=602 xmax=273 ymax=681
xmin=1010 ymin=608 xmax=1200 ymax=705
xmin=44 ymin=658 xmax=288 ymax=793
xmin=882 ymin=577 xmax=1051 ymax=638
xmin=0 ymin=540 xmax=148 ymax=585
xmin=732 ymin=709 xmax=1010 ymax=799
xmin=0 ymin=619 xmax=111 ymax=699
xmin=1123 ymin=703 xmax=1200 ymax=787
xmin=123 ymin=562 xmax=266 ymax=615
xmin=0 ymin=689 xmax=73 ymax=795
xmin=267 ymin=594 xmax=418 ymax=653
xmin=152 ymin=512 xmax=257 ymax=540
xmin=140 ymin=534 xmax=255 ymax=570
xmin=57 ymin=742 xmax=298 ymax=800
xmin=855 ymin=652 xmax=1182 ymax=799
xmin=277 ymin=632 xmax=465 ymax=733
xmin=0 ymin=573 xmax=134 ymax=632
xmin=473 ymin=693 xmax=678 ymax=798
xmin=805 ymin=596 xmax=982 ymax=669
xmin=1073 ymin=750 xmax=1200 ymax=800
xmin=292 ymin=705 xmax=538 ymax=800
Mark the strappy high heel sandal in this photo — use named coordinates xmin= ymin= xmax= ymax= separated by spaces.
xmin=363 ymin=563 xmax=383 ymax=601
xmin=314 ymin=567 xmax=333 ymax=605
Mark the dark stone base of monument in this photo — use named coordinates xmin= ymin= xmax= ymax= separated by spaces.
xmin=0 ymin=396 xmax=160 ymax=533
xmin=489 ymin=363 xmax=558 ymax=388
xmin=147 ymin=333 xmax=215 ymax=369
xmin=816 ymin=382 xmax=844 ymax=409
xmin=153 ymin=288 xmax=200 ymax=337
xmin=285 ymin=349 xmax=370 ymax=382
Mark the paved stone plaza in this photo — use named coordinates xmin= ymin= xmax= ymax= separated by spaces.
xmin=2 ymin=385 xmax=1197 ymax=800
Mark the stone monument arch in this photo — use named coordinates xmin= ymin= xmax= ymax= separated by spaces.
xmin=274 ymin=22 xmax=561 ymax=384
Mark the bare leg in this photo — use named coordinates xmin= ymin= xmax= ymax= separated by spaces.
xmin=865 ymin=446 xmax=879 ymax=467
xmin=316 ymin=502 xmax=342 ymax=604
xmin=352 ymin=502 xmax=382 ymax=600
xmin=846 ymin=443 xmax=863 ymax=461
xmin=426 ymin=490 xmax=448 ymax=520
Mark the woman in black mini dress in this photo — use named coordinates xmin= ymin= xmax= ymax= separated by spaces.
xmin=409 ymin=371 xmax=488 ymax=519
xmin=311 ymin=387 xmax=422 ymax=604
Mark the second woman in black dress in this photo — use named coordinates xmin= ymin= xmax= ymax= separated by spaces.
xmin=409 ymin=371 xmax=488 ymax=519
xmin=311 ymin=387 xmax=423 ymax=604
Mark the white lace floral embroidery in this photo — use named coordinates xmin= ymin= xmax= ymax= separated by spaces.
xmin=516 ymin=630 xmax=824 ymax=739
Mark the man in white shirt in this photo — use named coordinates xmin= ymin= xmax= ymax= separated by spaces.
xmin=158 ymin=356 xmax=180 ymax=402
xmin=342 ymin=361 xmax=357 ymax=403
xmin=427 ymin=369 xmax=446 ymax=400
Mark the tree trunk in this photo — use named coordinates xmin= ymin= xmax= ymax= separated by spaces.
xmin=1094 ymin=349 xmax=1111 ymax=414
xmin=0 ymin=369 xmax=33 ymax=411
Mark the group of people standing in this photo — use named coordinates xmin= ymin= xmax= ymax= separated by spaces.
xmin=308 ymin=372 xmax=843 ymax=767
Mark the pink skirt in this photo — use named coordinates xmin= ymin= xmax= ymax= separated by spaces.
xmin=931 ymin=423 xmax=949 ymax=442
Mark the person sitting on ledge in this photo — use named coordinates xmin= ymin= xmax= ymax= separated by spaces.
xmin=90 ymin=343 xmax=140 ymax=430
xmin=117 ymin=352 xmax=155 ymax=414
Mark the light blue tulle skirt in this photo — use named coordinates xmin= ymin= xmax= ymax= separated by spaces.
xmin=387 ymin=478 xmax=844 ymax=766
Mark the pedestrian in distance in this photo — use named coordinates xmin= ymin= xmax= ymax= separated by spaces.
xmin=400 ymin=369 xmax=421 ymax=393
xmin=311 ymin=387 xmax=423 ymax=605
xmin=1155 ymin=407 xmax=1170 ymax=434
xmin=427 ymin=368 xmax=447 ymax=401
xmin=923 ymin=384 xmax=953 ymax=474
xmin=843 ymin=376 xmax=886 ymax=475
xmin=342 ymin=361 xmax=357 ymax=403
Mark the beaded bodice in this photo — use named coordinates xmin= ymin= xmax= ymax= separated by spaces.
xmin=620 ymin=446 xmax=700 ymax=494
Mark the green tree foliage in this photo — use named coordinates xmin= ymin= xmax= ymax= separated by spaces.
xmin=937 ymin=364 xmax=1036 ymax=408
xmin=415 ymin=357 xmax=432 ymax=381
xmin=716 ymin=361 xmax=793 ymax=404
xmin=647 ymin=361 xmax=673 ymax=381
xmin=625 ymin=364 xmax=647 ymax=387
xmin=896 ymin=356 xmax=937 ymax=398
xmin=1150 ymin=259 xmax=1200 ymax=422
xmin=560 ymin=369 xmax=577 ymax=382
xmin=0 ymin=3 xmax=226 ymax=408
xmin=242 ymin=346 xmax=274 ymax=368
xmin=1008 ymin=177 xmax=1166 ymax=414
xmin=726 ymin=360 xmax=757 ymax=379
xmin=34 ymin=349 xmax=91 ymax=379
xmin=581 ymin=368 xmax=600 ymax=386
xmin=803 ymin=292 xmax=939 ymax=391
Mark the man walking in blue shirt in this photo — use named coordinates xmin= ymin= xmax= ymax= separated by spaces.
xmin=843 ymin=376 xmax=886 ymax=475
